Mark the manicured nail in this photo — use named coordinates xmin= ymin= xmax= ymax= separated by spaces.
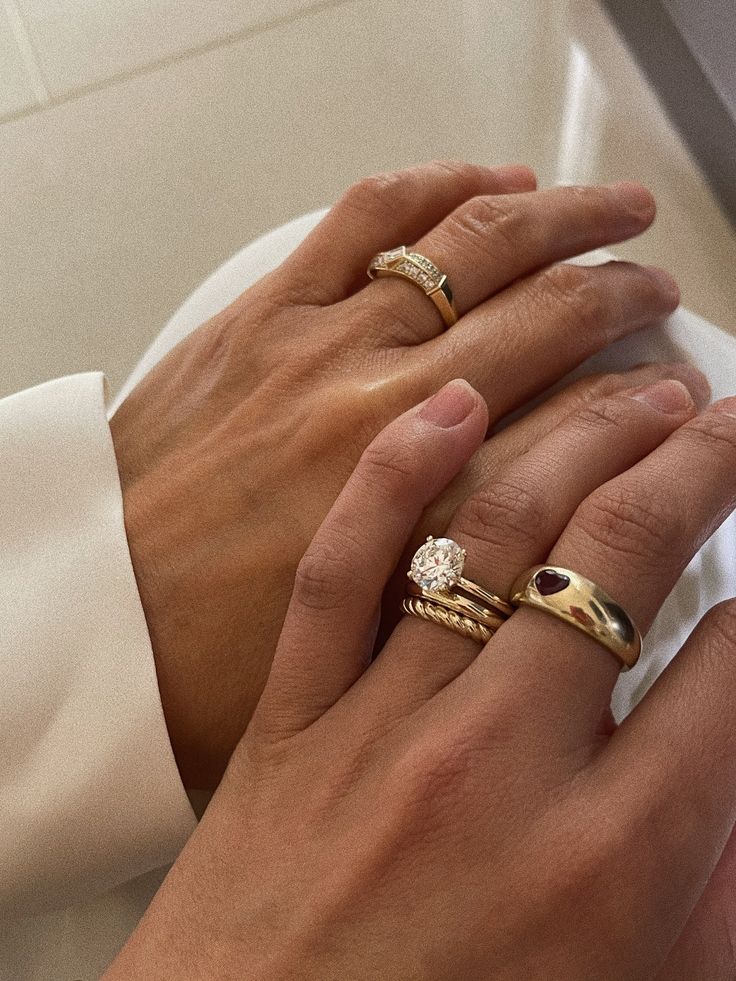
xmin=644 ymin=265 xmax=680 ymax=306
xmin=712 ymin=396 xmax=736 ymax=419
xmin=626 ymin=379 xmax=694 ymax=414
xmin=420 ymin=379 xmax=478 ymax=428
xmin=607 ymin=181 xmax=656 ymax=221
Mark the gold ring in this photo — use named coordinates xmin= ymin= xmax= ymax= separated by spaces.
xmin=406 ymin=583 xmax=506 ymax=631
xmin=407 ymin=536 xmax=513 ymax=620
xmin=367 ymin=246 xmax=458 ymax=329
xmin=509 ymin=565 xmax=642 ymax=670
xmin=404 ymin=536 xmax=512 ymax=644
xmin=402 ymin=596 xmax=495 ymax=645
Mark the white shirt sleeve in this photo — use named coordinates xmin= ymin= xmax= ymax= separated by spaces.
xmin=0 ymin=372 xmax=197 ymax=915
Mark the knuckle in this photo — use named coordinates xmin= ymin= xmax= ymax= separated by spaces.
xmin=426 ymin=158 xmax=475 ymax=182
xmin=358 ymin=432 xmax=418 ymax=493
xmin=536 ymin=263 xmax=606 ymax=330
xmin=567 ymin=371 xmax=614 ymax=402
xmin=572 ymin=395 xmax=640 ymax=435
xmin=544 ymin=372 xmax=617 ymax=416
xmin=292 ymin=543 xmax=352 ymax=613
xmin=701 ymin=599 xmax=736 ymax=653
xmin=678 ymin=409 xmax=736 ymax=457
xmin=574 ymin=183 xmax=618 ymax=221
xmin=458 ymin=477 xmax=548 ymax=552
xmin=390 ymin=734 xmax=480 ymax=826
xmin=447 ymin=195 xmax=521 ymax=256
xmin=340 ymin=170 xmax=404 ymax=220
xmin=557 ymin=824 xmax=622 ymax=901
xmin=574 ymin=484 xmax=672 ymax=565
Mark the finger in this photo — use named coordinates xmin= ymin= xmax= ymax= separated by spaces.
xmin=416 ymin=259 xmax=681 ymax=412
xmin=595 ymin=601 xmax=736 ymax=976
xmin=359 ymin=379 xmax=696 ymax=719
xmin=276 ymin=160 xmax=536 ymax=305
xmin=254 ymin=380 xmax=488 ymax=738
xmin=479 ymin=396 xmax=736 ymax=744
xmin=491 ymin=360 xmax=711 ymax=455
xmin=362 ymin=181 xmax=658 ymax=342
xmin=415 ymin=361 xmax=711 ymax=548
xmin=462 ymin=361 xmax=711 ymax=510
xmin=655 ymin=822 xmax=736 ymax=981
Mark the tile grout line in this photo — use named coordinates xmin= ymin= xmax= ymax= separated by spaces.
xmin=2 ymin=0 xmax=50 ymax=106
xmin=0 ymin=0 xmax=355 ymax=126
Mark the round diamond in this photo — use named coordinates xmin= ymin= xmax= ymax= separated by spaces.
xmin=409 ymin=537 xmax=464 ymax=591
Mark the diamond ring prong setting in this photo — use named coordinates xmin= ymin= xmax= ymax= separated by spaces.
xmin=408 ymin=537 xmax=465 ymax=592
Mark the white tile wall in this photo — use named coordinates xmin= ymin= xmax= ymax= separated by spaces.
xmin=16 ymin=0 xmax=331 ymax=96
xmin=0 ymin=0 xmax=41 ymax=116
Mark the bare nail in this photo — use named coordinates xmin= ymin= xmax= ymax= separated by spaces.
xmin=712 ymin=397 xmax=736 ymax=420
xmin=607 ymin=181 xmax=656 ymax=221
xmin=626 ymin=379 xmax=694 ymax=414
xmin=420 ymin=379 xmax=478 ymax=428
xmin=644 ymin=266 xmax=680 ymax=307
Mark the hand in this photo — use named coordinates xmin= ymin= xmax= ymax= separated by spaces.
xmin=109 ymin=160 xmax=692 ymax=788
xmin=105 ymin=378 xmax=736 ymax=980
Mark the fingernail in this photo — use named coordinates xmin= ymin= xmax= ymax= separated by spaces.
xmin=626 ymin=379 xmax=694 ymax=414
xmin=607 ymin=181 xmax=656 ymax=221
xmin=496 ymin=164 xmax=537 ymax=190
xmin=420 ymin=379 xmax=478 ymax=428
xmin=663 ymin=362 xmax=711 ymax=408
xmin=712 ymin=397 xmax=736 ymax=420
xmin=644 ymin=265 xmax=680 ymax=307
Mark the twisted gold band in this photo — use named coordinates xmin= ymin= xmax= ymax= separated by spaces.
xmin=367 ymin=246 xmax=458 ymax=329
xmin=402 ymin=596 xmax=495 ymax=645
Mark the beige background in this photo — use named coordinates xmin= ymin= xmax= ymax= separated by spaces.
xmin=1 ymin=0 xmax=734 ymax=401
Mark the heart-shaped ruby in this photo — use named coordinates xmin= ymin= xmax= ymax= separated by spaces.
xmin=534 ymin=569 xmax=570 ymax=596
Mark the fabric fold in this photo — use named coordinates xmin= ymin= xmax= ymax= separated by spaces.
xmin=0 ymin=372 xmax=196 ymax=916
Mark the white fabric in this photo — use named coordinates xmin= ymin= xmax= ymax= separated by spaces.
xmin=2 ymin=209 xmax=735 ymax=979
xmin=0 ymin=373 xmax=196 ymax=979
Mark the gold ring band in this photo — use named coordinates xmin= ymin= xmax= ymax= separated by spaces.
xmin=367 ymin=246 xmax=458 ymax=329
xmin=509 ymin=565 xmax=642 ymax=670
xmin=406 ymin=582 xmax=507 ymax=630
xmin=402 ymin=596 xmax=495 ymax=645
xmin=452 ymin=577 xmax=514 ymax=619
xmin=405 ymin=536 xmax=511 ymax=645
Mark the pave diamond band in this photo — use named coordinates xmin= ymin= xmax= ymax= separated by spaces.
xmin=367 ymin=246 xmax=458 ymax=329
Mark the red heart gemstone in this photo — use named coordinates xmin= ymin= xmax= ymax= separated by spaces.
xmin=534 ymin=569 xmax=570 ymax=596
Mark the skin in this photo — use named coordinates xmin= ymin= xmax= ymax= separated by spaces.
xmin=104 ymin=379 xmax=736 ymax=979
xmin=109 ymin=160 xmax=697 ymax=788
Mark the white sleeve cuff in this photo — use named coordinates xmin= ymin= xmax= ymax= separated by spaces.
xmin=0 ymin=372 xmax=197 ymax=914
